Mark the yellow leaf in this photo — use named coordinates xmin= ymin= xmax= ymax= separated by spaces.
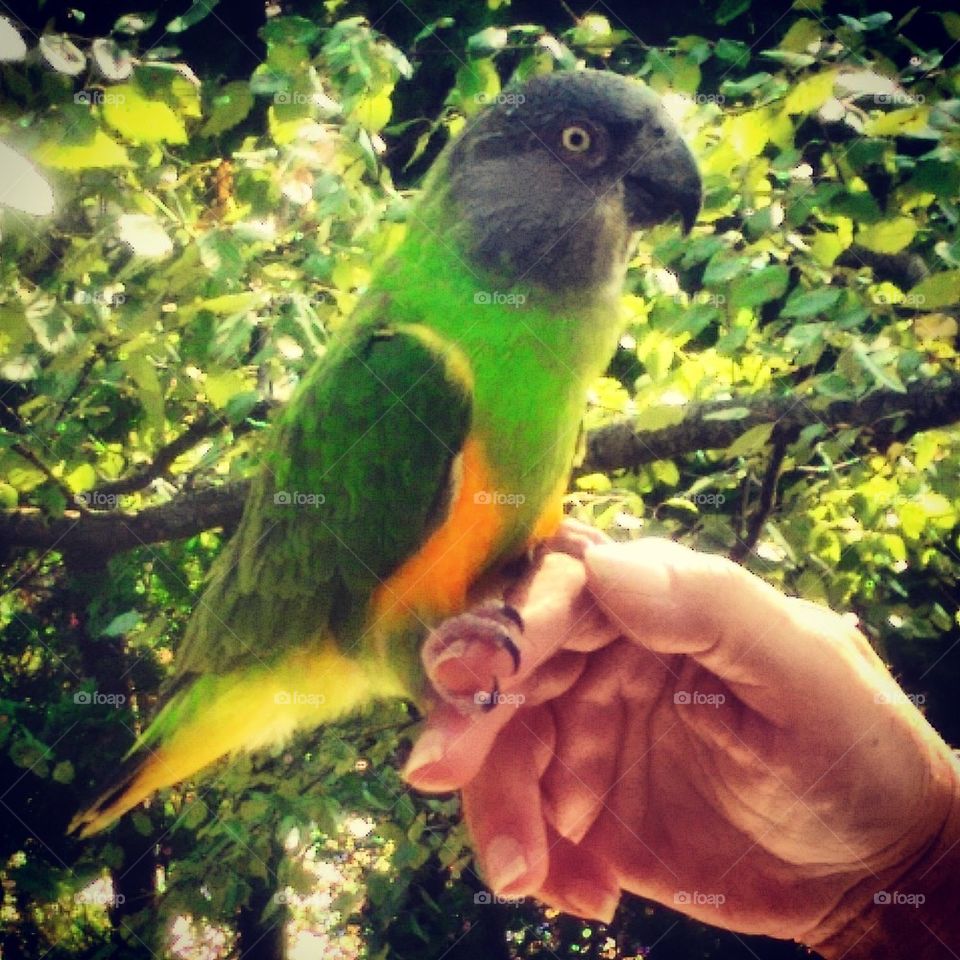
xmin=205 ymin=370 xmax=252 ymax=409
xmin=66 ymin=463 xmax=96 ymax=493
xmin=913 ymin=314 xmax=958 ymax=340
xmin=864 ymin=106 xmax=929 ymax=137
xmin=102 ymin=83 xmax=188 ymax=144
xmin=36 ymin=129 xmax=131 ymax=169
xmin=856 ymin=216 xmax=916 ymax=254
xmin=576 ymin=473 xmax=612 ymax=492
xmin=784 ymin=70 xmax=836 ymax=114
xmin=351 ymin=92 xmax=392 ymax=132
xmin=810 ymin=230 xmax=844 ymax=266
xmin=725 ymin=111 xmax=768 ymax=159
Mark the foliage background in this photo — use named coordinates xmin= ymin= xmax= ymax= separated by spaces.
xmin=1 ymin=0 xmax=958 ymax=957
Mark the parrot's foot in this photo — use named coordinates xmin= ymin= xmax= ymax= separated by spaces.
xmin=423 ymin=602 xmax=523 ymax=713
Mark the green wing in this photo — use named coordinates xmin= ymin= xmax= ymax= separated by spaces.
xmin=175 ymin=323 xmax=472 ymax=679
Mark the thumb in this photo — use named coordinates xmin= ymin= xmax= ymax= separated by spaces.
xmin=583 ymin=539 xmax=868 ymax=716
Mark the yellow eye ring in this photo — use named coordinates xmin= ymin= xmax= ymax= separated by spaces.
xmin=561 ymin=125 xmax=592 ymax=153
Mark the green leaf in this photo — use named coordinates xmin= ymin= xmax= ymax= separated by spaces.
xmin=715 ymin=0 xmax=750 ymax=26
xmin=201 ymin=81 xmax=254 ymax=136
xmin=719 ymin=72 xmax=771 ymax=97
xmin=727 ymin=422 xmax=774 ymax=458
xmin=852 ymin=342 xmax=906 ymax=393
xmin=730 ymin=264 xmax=789 ymax=309
xmin=167 ymin=0 xmax=221 ymax=33
xmin=103 ymin=610 xmax=141 ymax=637
xmin=452 ymin=59 xmax=501 ymax=116
xmin=908 ymin=271 xmax=960 ymax=310
xmin=782 ymin=286 xmax=842 ymax=318
xmin=52 ymin=760 xmax=75 ymax=784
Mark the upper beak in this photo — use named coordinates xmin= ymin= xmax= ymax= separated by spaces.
xmin=624 ymin=138 xmax=702 ymax=234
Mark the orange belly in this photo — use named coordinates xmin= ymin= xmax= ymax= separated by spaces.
xmin=370 ymin=437 xmax=506 ymax=622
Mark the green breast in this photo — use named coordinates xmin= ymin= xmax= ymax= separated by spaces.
xmin=366 ymin=221 xmax=624 ymax=563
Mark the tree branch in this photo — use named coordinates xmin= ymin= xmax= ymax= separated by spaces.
xmin=91 ymin=402 xmax=272 ymax=498
xmin=579 ymin=371 xmax=960 ymax=477
xmin=1 ymin=372 xmax=958 ymax=559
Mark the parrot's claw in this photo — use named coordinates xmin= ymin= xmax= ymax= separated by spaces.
xmin=423 ymin=602 xmax=524 ymax=714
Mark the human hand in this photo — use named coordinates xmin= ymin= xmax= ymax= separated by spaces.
xmin=404 ymin=530 xmax=960 ymax=954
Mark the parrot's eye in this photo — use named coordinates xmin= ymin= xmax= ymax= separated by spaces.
xmin=561 ymin=125 xmax=593 ymax=153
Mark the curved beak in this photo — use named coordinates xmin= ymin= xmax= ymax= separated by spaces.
xmin=624 ymin=137 xmax=702 ymax=234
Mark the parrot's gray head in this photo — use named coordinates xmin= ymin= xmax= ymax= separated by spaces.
xmin=439 ymin=69 xmax=702 ymax=293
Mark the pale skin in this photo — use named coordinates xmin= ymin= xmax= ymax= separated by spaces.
xmin=404 ymin=523 xmax=960 ymax=958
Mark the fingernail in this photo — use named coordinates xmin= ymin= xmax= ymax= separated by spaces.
xmin=485 ymin=835 xmax=528 ymax=892
xmin=402 ymin=729 xmax=446 ymax=783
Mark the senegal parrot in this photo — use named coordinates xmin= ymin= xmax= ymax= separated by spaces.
xmin=70 ymin=68 xmax=701 ymax=838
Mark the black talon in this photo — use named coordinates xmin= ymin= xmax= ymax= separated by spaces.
xmin=500 ymin=604 xmax=524 ymax=633
xmin=499 ymin=633 xmax=521 ymax=674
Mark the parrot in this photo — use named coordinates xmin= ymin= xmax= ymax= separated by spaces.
xmin=69 ymin=68 xmax=702 ymax=838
